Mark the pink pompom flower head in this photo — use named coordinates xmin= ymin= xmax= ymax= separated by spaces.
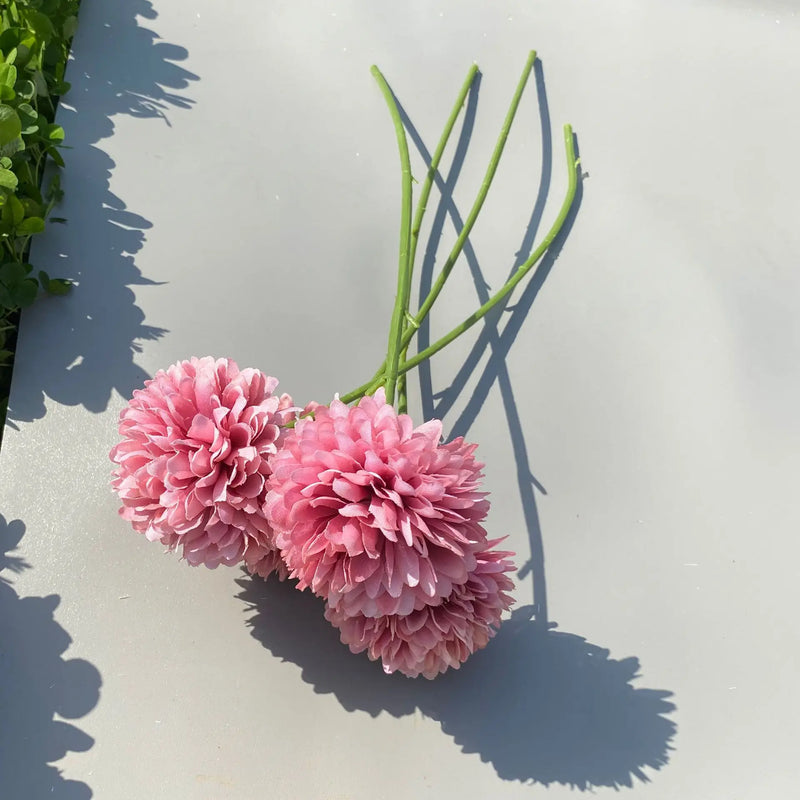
xmin=325 ymin=539 xmax=515 ymax=679
xmin=110 ymin=357 xmax=293 ymax=572
xmin=265 ymin=388 xmax=498 ymax=617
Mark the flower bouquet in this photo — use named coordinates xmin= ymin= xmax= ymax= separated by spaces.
xmin=110 ymin=51 xmax=580 ymax=679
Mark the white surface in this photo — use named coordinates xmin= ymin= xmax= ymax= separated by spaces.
xmin=1 ymin=0 xmax=799 ymax=797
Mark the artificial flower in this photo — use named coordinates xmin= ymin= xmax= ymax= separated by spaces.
xmin=110 ymin=356 xmax=292 ymax=571
xmin=266 ymin=388 xmax=492 ymax=616
xmin=325 ymin=539 xmax=515 ymax=678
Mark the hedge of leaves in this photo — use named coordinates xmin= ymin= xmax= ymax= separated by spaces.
xmin=0 ymin=0 xmax=77 ymax=432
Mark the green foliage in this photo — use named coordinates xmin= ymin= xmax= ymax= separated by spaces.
xmin=0 ymin=0 xmax=78 ymax=432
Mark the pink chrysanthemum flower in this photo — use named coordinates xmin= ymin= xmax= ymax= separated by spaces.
xmin=243 ymin=542 xmax=290 ymax=582
xmin=110 ymin=357 xmax=293 ymax=571
xmin=325 ymin=540 xmax=515 ymax=678
xmin=265 ymin=388 xmax=491 ymax=617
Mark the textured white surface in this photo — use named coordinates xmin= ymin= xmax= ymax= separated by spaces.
xmin=1 ymin=0 xmax=799 ymax=797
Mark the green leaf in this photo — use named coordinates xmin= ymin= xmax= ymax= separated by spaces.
xmin=0 ymin=283 xmax=14 ymax=309
xmin=46 ymin=277 xmax=70 ymax=296
xmin=37 ymin=268 xmax=49 ymax=287
xmin=0 ymin=349 xmax=14 ymax=362
xmin=4 ymin=47 xmax=16 ymax=66
xmin=11 ymin=277 xmax=38 ymax=307
xmin=20 ymin=197 xmax=40 ymax=217
xmin=43 ymin=41 xmax=61 ymax=69
xmin=2 ymin=195 xmax=24 ymax=226
xmin=0 ymin=30 xmax=22 ymax=55
xmin=14 ymin=42 xmax=31 ymax=68
xmin=0 ymin=85 xmax=14 ymax=101
xmin=63 ymin=15 xmax=78 ymax=40
xmin=0 ymin=261 xmax=28 ymax=284
xmin=16 ymin=216 xmax=44 ymax=234
xmin=17 ymin=106 xmax=36 ymax=135
xmin=31 ymin=70 xmax=47 ymax=97
xmin=0 ymin=136 xmax=24 ymax=157
xmin=19 ymin=114 xmax=39 ymax=136
xmin=14 ymin=162 xmax=34 ymax=188
xmin=0 ymin=169 xmax=18 ymax=190
xmin=0 ymin=63 xmax=17 ymax=88
xmin=25 ymin=11 xmax=55 ymax=42
xmin=45 ymin=145 xmax=63 ymax=167
xmin=0 ymin=105 xmax=21 ymax=145
xmin=0 ymin=157 xmax=11 ymax=169
xmin=14 ymin=79 xmax=34 ymax=101
xmin=45 ymin=123 xmax=63 ymax=142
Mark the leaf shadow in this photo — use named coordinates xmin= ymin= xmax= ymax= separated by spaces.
xmin=0 ymin=515 xmax=102 ymax=798
xmin=7 ymin=0 xmax=198 ymax=427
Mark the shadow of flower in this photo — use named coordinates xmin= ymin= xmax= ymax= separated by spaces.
xmin=237 ymin=575 xmax=676 ymax=788
xmin=429 ymin=606 xmax=676 ymax=789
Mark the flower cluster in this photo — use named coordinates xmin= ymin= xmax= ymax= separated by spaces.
xmin=110 ymin=357 xmax=291 ymax=573
xmin=111 ymin=360 xmax=514 ymax=678
xmin=106 ymin=51 xmax=583 ymax=682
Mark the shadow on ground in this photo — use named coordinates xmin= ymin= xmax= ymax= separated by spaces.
xmin=7 ymin=0 xmax=197 ymax=427
xmin=237 ymin=577 xmax=675 ymax=789
xmin=0 ymin=515 xmax=102 ymax=798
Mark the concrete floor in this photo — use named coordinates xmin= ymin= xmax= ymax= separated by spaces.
xmin=1 ymin=0 xmax=799 ymax=797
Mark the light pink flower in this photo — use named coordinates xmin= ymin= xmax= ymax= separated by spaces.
xmin=243 ymin=542 xmax=290 ymax=582
xmin=325 ymin=540 xmax=515 ymax=678
xmin=265 ymin=388 xmax=491 ymax=616
xmin=110 ymin=357 xmax=292 ymax=572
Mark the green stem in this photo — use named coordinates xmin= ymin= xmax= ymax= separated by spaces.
xmin=371 ymin=65 xmax=413 ymax=407
xmin=398 ymin=63 xmax=480 ymax=414
xmin=406 ymin=63 xmax=480 ymax=302
xmin=339 ymin=373 xmax=384 ymax=406
xmin=396 ymin=373 xmax=408 ymax=413
xmin=354 ymin=53 xmax=535 ymax=407
xmin=396 ymin=124 xmax=579 ymax=377
xmin=341 ymin=124 xmax=577 ymax=405
xmin=401 ymin=49 xmax=537 ymax=355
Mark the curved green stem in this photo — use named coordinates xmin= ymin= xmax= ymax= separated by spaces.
xmin=339 ymin=382 xmax=378 ymax=406
xmin=396 ymin=373 xmax=408 ymax=413
xmin=351 ymin=54 xmax=535 ymax=407
xmin=371 ymin=65 xmax=413 ymax=406
xmin=341 ymin=124 xmax=577 ymax=405
xmin=402 ymin=49 xmax=537 ymax=354
xmin=406 ymin=63 xmax=480 ymax=297
xmin=397 ymin=124 xmax=579 ymax=377
xmin=398 ymin=63 xmax=480 ymax=414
